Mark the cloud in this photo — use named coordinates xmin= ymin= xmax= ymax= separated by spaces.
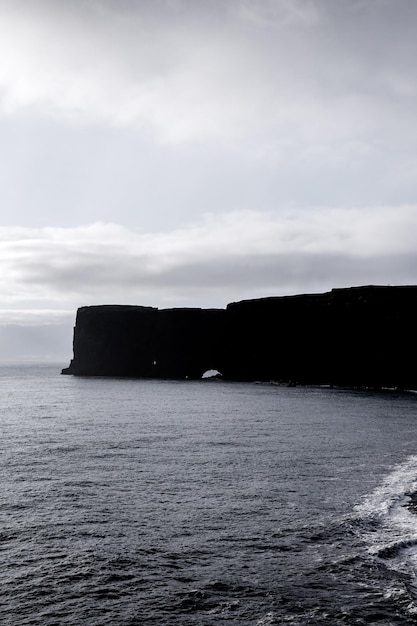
xmin=0 ymin=323 xmax=72 ymax=362
xmin=0 ymin=309 xmax=74 ymax=325
xmin=0 ymin=0 xmax=270 ymax=142
xmin=1 ymin=1 xmax=416 ymax=359
xmin=0 ymin=0 xmax=416 ymax=147
xmin=0 ymin=206 xmax=416 ymax=324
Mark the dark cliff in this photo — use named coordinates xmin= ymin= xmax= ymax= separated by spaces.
xmin=62 ymin=305 xmax=226 ymax=379
xmin=62 ymin=286 xmax=417 ymax=389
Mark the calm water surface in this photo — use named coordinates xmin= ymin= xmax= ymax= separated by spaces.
xmin=1 ymin=363 xmax=417 ymax=624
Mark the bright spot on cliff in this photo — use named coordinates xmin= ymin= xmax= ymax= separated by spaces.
xmin=202 ymin=369 xmax=222 ymax=379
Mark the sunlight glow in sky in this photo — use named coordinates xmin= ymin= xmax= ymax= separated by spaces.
xmin=0 ymin=0 xmax=416 ymax=359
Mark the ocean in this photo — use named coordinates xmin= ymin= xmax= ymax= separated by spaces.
xmin=1 ymin=363 xmax=417 ymax=625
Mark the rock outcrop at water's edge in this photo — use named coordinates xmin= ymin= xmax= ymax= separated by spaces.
xmin=61 ymin=286 xmax=417 ymax=389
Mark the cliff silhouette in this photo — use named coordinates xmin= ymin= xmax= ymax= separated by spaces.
xmin=62 ymin=286 xmax=417 ymax=389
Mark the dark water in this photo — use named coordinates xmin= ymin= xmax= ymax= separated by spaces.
xmin=2 ymin=363 xmax=417 ymax=625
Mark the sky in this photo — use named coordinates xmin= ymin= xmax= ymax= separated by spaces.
xmin=0 ymin=0 xmax=416 ymax=361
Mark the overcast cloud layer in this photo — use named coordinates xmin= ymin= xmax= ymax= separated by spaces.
xmin=0 ymin=0 xmax=416 ymax=359
xmin=1 ymin=205 xmax=416 ymax=322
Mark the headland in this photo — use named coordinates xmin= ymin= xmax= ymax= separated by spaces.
xmin=62 ymin=285 xmax=417 ymax=389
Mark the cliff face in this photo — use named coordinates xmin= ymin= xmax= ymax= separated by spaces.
xmin=62 ymin=286 xmax=417 ymax=389
xmin=62 ymin=305 xmax=226 ymax=379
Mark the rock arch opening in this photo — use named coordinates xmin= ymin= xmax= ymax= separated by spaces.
xmin=201 ymin=369 xmax=223 ymax=379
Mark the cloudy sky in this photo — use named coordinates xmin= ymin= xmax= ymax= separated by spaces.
xmin=1 ymin=0 xmax=417 ymax=361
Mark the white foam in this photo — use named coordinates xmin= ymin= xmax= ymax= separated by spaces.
xmin=354 ymin=455 xmax=417 ymax=588
xmin=354 ymin=455 xmax=417 ymax=521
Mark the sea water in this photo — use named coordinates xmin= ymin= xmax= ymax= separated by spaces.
xmin=1 ymin=363 xmax=417 ymax=625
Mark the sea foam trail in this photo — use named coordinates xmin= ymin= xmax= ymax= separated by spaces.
xmin=353 ymin=455 xmax=417 ymax=609
xmin=354 ymin=455 xmax=417 ymax=522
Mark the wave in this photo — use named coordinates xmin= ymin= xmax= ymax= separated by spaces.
xmin=352 ymin=455 xmax=417 ymax=611
xmin=354 ymin=455 xmax=417 ymax=522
